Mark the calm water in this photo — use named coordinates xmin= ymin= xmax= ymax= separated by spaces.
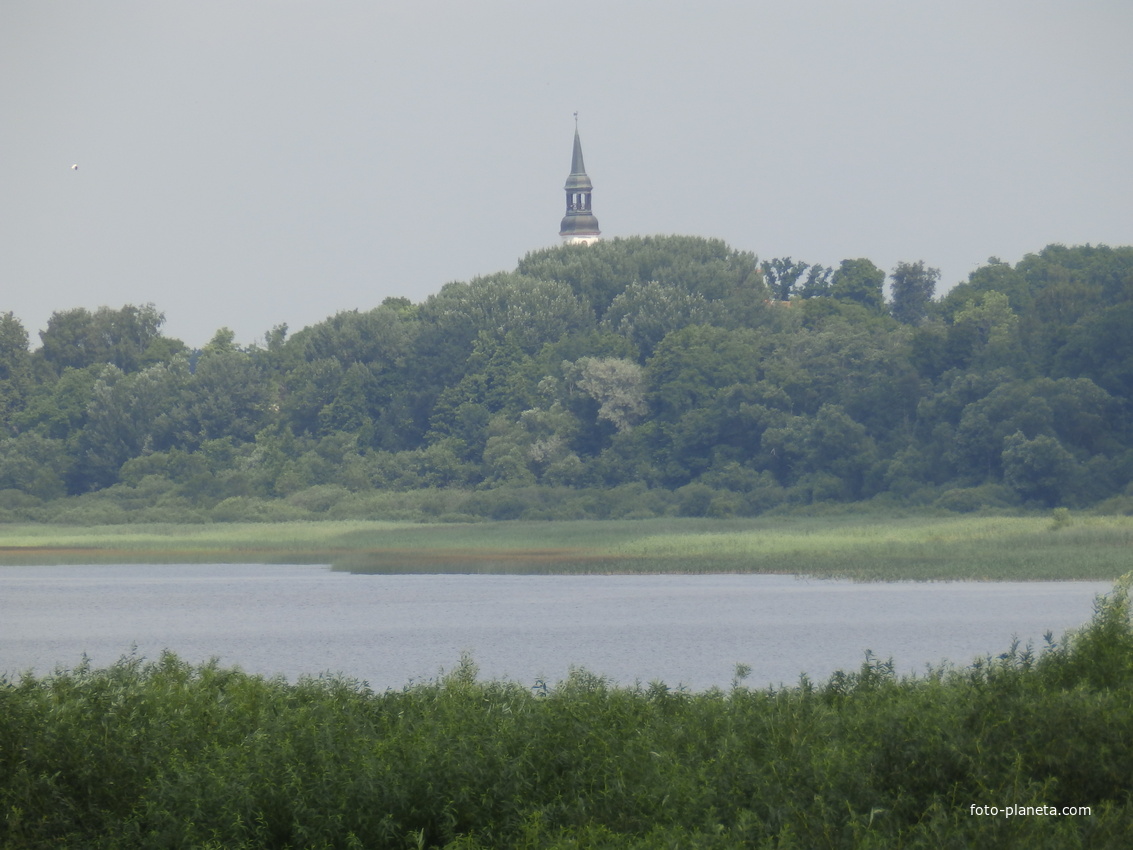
xmin=0 ymin=564 xmax=1112 ymax=691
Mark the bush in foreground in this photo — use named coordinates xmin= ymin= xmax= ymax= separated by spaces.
xmin=2 ymin=577 xmax=1132 ymax=848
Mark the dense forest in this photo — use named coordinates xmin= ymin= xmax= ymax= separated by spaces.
xmin=1 ymin=236 xmax=1131 ymax=522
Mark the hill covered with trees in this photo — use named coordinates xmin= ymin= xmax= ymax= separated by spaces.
xmin=1 ymin=236 xmax=1131 ymax=522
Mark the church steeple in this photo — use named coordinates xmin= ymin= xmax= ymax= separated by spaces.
xmin=559 ymin=116 xmax=601 ymax=245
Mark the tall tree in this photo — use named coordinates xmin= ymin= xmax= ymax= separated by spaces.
xmin=760 ymin=258 xmax=811 ymax=301
xmin=889 ymin=261 xmax=940 ymax=325
xmin=799 ymin=265 xmax=834 ymax=298
xmin=73 ymin=361 xmax=187 ymax=490
xmin=38 ymin=304 xmax=182 ymax=374
xmin=183 ymin=351 xmax=267 ymax=445
xmin=565 ymin=357 xmax=647 ymax=434
xmin=950 ymin=292 xmax=1024 ymax=373
xmin=602 ymin=281 xmax=718 ymax=358
xmin=0 ymin=312 xmax=32 ymax=432
xmin=830 ymin=259 xmax=886 ymax=312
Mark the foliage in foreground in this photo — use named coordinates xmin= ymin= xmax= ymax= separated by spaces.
xmin=3 ymin=577 xmax=1133 ymax=849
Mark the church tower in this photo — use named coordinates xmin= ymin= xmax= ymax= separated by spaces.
xmin=559 ymin=117 xmax=601 ymax=245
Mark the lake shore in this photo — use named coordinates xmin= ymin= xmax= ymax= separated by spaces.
xmin=0 ymin=513 xmax=1129 ymax=580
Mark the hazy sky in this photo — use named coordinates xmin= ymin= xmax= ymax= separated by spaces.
xmin=3 ymin=2 xmax=1131 ymax=348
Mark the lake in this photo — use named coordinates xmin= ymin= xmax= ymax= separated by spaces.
xmin=0 ymin=564 xmax=1112 ymax=691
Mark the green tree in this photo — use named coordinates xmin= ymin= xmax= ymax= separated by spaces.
xmin=941 ymin=376 xmax=1115 ymax=486
xmin=645 ymin=326 xmax=773 ymax=482
xmin=291 ymin=304 xmax=416 ymax=369
xmin=280 ymin=358 xmax=345 ymax=437
xmin=942 ymin=257 xmax=1030 ymax=318
xmin=0 ymin=432 xmax=70 ymax=499
xmin=889 ymin=261 xmax=940 ymax=325
xmin=38 ymin=304 xmax=182 ymax=374
xmin=314 ymin=363 xmax=375 ymax=436
xmin=830 ymin=259 xmax=885 ymax=312
xmin=761 ymin=258 xmax=811 ymax=301
xmin=949 ymin=291 xmax=1024 ymax=373
xmin=282 ymin=305 xmax=423 ymax=449
xmin=760 ymin=404 xmax=878 ymax=498
xmin=182 ymin=351 xmax=268 ymax=445
xmin=417 ymin=273 xmax=592 ymax=358
xmin=761 ymin=318 xmax=915 ymax=432
xmin=602 ymin=281 xmax=718 ymax=358
xmin=518 ymin=234 xmax=760 ymax=317
xmin=1001 ymin=431 xmax=1077 ymax=506
xmin=74 ymin=361 xmax=188 ymax=490
xmin=430 ymin=332 xmax=541 ymax=430
xmin=647 ymin=326 xmax=765 ymax=421
xmin=1054 ymin=302 xmax=1133 ymax=400
xmin=0 ymin=312 xmax=32 ymax=431
xmin=799 ymin=264 xmax=833 ymax=298
xmin=516 ymin=240 xmax=645 ymax=319
xmin=13 ymin=365 xmax=101 ymax=440
xmin=201 ymin=327 xmax=239 ymax=355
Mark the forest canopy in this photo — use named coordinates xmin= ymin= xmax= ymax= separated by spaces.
xmin=2 ymin=236 xmax=1131 ymax=522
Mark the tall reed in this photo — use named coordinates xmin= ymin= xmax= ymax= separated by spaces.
xmin=1 ymin=514 xmax=1131 ymax=580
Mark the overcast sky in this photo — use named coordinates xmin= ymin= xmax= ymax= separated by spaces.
xmin=3 ymin=2 xmax=1131 ymax=348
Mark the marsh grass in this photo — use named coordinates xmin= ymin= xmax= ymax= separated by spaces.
xmin=1 ymin=513 xmax=1129 ymax=580
xmin=3 ymin=577 xmax=1132 ymax=848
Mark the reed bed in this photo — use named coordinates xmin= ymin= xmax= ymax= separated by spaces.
xmin=3 ymin=577 xmax=1132 ymax=848
xmin=1 ymin=514 xmax=1129 ymax=580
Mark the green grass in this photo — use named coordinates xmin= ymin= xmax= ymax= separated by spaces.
xmin=0 ymin=513 xmax=1130 ymax=579
xmin=3 ymin=576 xmax=1132 ymax=848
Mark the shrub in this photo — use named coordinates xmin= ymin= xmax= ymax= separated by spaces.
xmin=675 ymin=482 xmax=715 ymax=517
xmin=935 ymin=483 xmax=1020 ymax=513
xmin=285 ymin=483 xmax=352 ymax=513
xmin=209 ymin=496 xmax=307 ymax=522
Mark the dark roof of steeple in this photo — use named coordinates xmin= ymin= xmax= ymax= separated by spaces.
xmin=560 ymin=210 xmax=600 ymax=236
xmin=564 ymin=128 xmax=593 ymax=191
xmin=571 ymin=129 xmax=587 ymax=174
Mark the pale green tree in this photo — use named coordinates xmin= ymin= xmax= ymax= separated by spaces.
xmin=566 ymin=357 xmax=647 ymax=433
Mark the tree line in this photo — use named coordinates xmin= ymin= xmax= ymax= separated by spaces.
xmin=1 ymin=236 xmax=1131 ymax=521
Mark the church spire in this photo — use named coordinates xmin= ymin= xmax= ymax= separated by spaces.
xmin=559 ymin=115 xmax=601 ymax=244
xmin=570 ymin=123 xmax=587 ymax=175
